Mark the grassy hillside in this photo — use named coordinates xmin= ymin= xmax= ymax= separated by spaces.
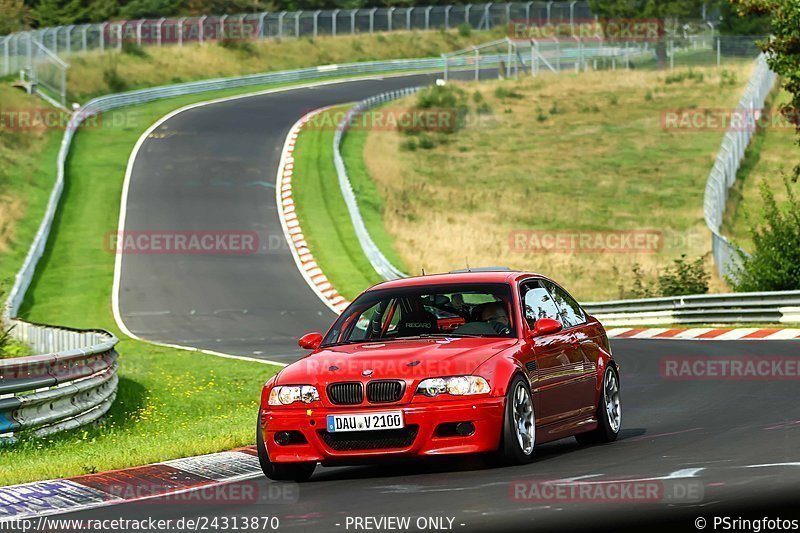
xmin=349 ymin=64 xmax=754 ymax=301
xmin=0 ymin=86 xmax=64 ymax=291
xmin=66 ymin=29 xmax=500 ymax=101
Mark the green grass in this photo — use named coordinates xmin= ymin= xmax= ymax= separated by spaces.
xmin=352 ymin=65 xmax=756 ymax=301
xmin=0 ymin=87 xmax=65 ymax=293
xmin=341 ymin=125 xmax=409 ymax=273
xmin=0 ymin=341 xmax=276 ymax=485
xmin=291 ymin=106 xmax=385 ymax=300
xmin=66 ymin=29 xmax=503 ymax=101
xmin=722 ymin=88 xmax=800 ymax=249
xmin=2 ymin=81 xmax=385 ymax=486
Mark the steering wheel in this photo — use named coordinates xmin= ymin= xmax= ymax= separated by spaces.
xmin=487 ymin=320 xmax=510 ymax=335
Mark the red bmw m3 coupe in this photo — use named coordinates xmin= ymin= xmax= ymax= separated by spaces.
xmin=257 ymin=269 xmax=621 ymax=481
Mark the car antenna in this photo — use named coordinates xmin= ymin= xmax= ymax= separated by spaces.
xmin=465 ymin=257 xmax=471 ymax=272
xmin=421 ymin=268 xmax=426 ymax=275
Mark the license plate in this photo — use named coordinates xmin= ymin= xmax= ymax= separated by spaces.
xmin=326 ymin=411 xmax=404 ymax=433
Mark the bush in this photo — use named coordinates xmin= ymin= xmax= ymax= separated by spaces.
xmin=121 ymin=42 xmax=148 ymax=58
xmin=411 ymin=84 xmax=469 ymax=134
xmin=658 ymin=255 xmax=710 ymax=296
xmin=720 ymin=69 xmax=738 ymax=87
xmin=103 ymin=64 xmax=128 ymax=93
xmin=494 ymin=86 xmax=523 ymax=100
xmin=729 ymin=178 xmax=800 ymax=291
xmin=418 ymin=135 xmax=436 ymax=149
xmin=475 ymin=101 xmax=492 ymax=114
xmin=400 ymin=138 xmax=418 ymax=151
xmin=628 ymin=263 xmax=656 ymax=299
xmin=218 ymin=38 xmax=256 ymax=56
xmin=457 ymin=23 xmax=472 ymax=37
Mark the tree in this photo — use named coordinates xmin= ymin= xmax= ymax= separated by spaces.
xmin=0 ymin=0 xmax=31 ymax=33
xmin=732 ymin=0 xmax=800 ymax=182
xmin=729 ymin=178 xmax=800 ymax=291
xmin=587 ymin=0 xmax=706 ymax=67
xmin=718 ymin=0 xmax=771 ymax=35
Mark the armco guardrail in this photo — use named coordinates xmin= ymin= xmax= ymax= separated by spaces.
xmin=1 ymin=57 xmax=458 ymax=440
xmin=2 ymin=56 xmax=457 ymax=324
xmin=583 ymin=291 xmax=800 ymax=326
xmin=704 ymin=53 xmax=777 ymax=280
xmin=334 ymin=86 xmax=419 ymax=281
xmin=0 ymin=324 xmax=118 ymax=440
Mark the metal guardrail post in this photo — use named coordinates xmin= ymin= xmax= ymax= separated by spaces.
xmin=178 ymin=17 xmax=185 ymax=46
xmin=2 ymin=37 xmax=7 ymax=76
xmin=258 ymin=12 xmax=266 ymax=39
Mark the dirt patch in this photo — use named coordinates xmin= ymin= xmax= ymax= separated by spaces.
xmin=0 ymin=195 xmax=24 ymax=253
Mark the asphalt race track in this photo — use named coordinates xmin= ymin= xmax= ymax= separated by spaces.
xmin=117 ymin=71 xmax=491 ymax=363
xmin=111 ymin=73 xmax=800 ymax=530
xmin=64 ymin=339 xmax=800 ymax=531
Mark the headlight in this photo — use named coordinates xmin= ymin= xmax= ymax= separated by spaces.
xmin=416 ymin=376 xmax=490 ymax=397
xmin=268 ymin=385 xmax=320 ymax=405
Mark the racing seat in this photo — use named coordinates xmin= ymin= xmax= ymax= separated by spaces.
xmin=397 ymin=309 xmax=439 ymax=337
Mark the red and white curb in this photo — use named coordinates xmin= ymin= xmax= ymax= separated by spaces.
xmin=607 ymin=327 xmax=800 ymax=341
xmin=276 ymin=108 xmax=350 ymax=315
xmin=0 ymin=447 xmax=266 ymax=521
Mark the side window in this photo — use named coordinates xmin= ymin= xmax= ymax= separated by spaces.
xmin=544 ymin=281 xmax=586 ymax=328
xmin=520 ymin=281 xmax=562 ymax=328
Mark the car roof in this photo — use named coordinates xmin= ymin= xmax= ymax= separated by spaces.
xmin=367 ymin=270 xmax=543 ymax=291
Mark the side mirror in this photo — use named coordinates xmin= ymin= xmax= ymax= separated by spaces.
xmin=527 ymin=318 xmax=563 ymax=339
xmin=298 ymin=332 xmax=323 ymax=350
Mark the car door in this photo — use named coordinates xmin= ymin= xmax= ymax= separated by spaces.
xmin=519 ymin=280 xmax=581 ymax=426
xmin=543 ymin=281 xmax=598 ymax=417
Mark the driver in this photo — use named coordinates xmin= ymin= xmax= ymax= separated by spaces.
xmin=480 ymin=302 xmax=509 ymax=327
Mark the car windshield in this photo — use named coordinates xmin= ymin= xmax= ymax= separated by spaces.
xmin=321 ymin=283 xmax=516 ymax=347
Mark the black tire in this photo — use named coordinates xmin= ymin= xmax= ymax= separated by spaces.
xmin=494 ymin=374 xmax=537 ymax=465
xmin=575 ymin=366 xmax=621 ymax=445
xmin=256 ymin=416 xmax=316 ymax=482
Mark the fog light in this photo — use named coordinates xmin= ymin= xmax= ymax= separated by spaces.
xmin=455 ymin=422 xmax=475 ymax=436
xmin=275 ymin=431 xmax=292 ymax=446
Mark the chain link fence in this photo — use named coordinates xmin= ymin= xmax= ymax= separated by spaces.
xmin=704 ymin=53 xmax=777 ymax=280
xmin=440 ymin=34 xmax=764 ymax=82
xmin=0 ymin=1 xmax=592 ymax=65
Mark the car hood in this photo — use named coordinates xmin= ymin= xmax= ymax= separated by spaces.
xmin=276 ymin=337 xmax=519 ymax=385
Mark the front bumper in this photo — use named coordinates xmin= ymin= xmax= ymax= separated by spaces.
xmin=261 ymin=397 xmax=505 ymax=464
